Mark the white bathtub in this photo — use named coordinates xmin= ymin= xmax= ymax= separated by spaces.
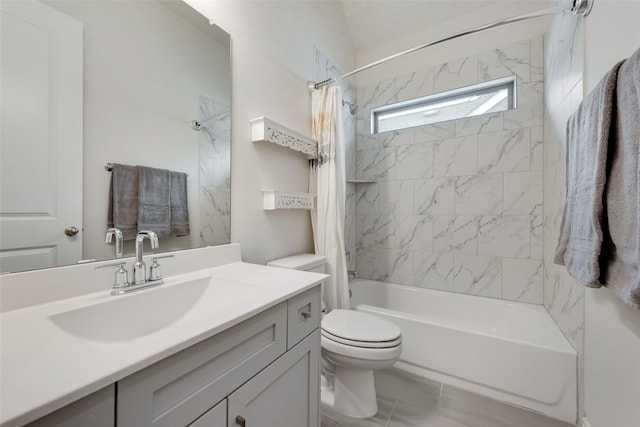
xmin=350 ymin=279 xmax=577 ymax=423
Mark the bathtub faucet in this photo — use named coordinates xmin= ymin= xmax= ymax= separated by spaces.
xmin=347 ymin=270 xmax=358 ymax=281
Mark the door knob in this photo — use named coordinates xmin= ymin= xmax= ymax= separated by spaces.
xmin=65 ymin=226 xmax=79 ymax=236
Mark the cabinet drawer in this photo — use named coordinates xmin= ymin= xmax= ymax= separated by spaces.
xmin=117 ymin=303 xmax=287 ymax=427
xmin=287 ymin=286 xmax=320 ymax=349
xmin=188 ymin=399 xmax=226 ymax=427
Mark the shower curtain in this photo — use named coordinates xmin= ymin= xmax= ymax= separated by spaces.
xmin=310 ymin=86 xmax=350 ymax=312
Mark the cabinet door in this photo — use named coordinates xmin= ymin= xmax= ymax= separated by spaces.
xmin=228 ymin=330 xmax=320 ymax=427
xmin=26 ymin=385 xmax=114 ymax=427
xmin=188 ymin=399 xmax=226 ymax=427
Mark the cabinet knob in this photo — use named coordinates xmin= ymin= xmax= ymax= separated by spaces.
xmin=235 ymin=415 xmax=246 ymax=426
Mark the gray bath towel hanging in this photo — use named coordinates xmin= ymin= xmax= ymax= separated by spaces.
xmin=107 ymin=163 xmax=138 ymax=240
xmin=598 ymin=48 xmax=640 ymax=309
xmin=170 ymin=171 xmax=190 ymax=237
xmin=555 ymin=47 xmax=640 ymax=309
xmin=137 ymin=165 xmax=171 ymax=238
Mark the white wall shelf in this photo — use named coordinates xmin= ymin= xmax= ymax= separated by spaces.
xmin=251 ymin=116 xmax=317 ymax=158
xmin=262 ymin=190 xmax=315 ymax=210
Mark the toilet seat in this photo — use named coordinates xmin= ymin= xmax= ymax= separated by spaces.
xmin=321 ymin=334 xmax=402 ymax=362
xmin=321 ymin=309 xmax=401 ymax=349
xmin=321 ymin=329 xmax=402 ymax=348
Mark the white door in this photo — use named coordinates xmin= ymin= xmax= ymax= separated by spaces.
xmin=0 ymin=1 xmax=83 ymax=273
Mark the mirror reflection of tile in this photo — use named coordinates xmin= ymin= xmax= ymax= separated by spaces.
xmin=198 ymin=95 xmax=231 ymax=246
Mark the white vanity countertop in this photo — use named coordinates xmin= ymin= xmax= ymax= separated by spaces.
xmin=0 ymin=261 xmax=327 ymax=427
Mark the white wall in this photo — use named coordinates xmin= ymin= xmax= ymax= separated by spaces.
xmin=185 ymin=0 xmax=355 ymax=264
xmin=584 ymin=0 xmax=640 ymax=92
xmin=46 ymin=0 xmax=231 ymax=260
xmin=582 ymin=2 xmax=640 ymax=426
xmin=585 ymin=289 xmax=640 ymax=427
xmin=354 ymin=1 xmax=554 ymax=87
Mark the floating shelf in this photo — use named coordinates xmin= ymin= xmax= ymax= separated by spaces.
xmin=251 ymin=116 xmax=318 ymax=158
xmin=262 ymin=190 xmax=315 ymax=210
xmin=346 ymin=179 xmax=377 ymax=184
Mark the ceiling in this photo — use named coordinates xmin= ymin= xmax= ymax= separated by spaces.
xmin=339 ymin=0 xmax=552 ymax=54
xmin=340 ymin=0 xmax=501 ymax=53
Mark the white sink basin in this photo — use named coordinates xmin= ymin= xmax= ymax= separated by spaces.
xmin=49 ymin=276 xmax=263 ymax=342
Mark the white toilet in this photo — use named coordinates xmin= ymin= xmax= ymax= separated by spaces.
xmin=267 ymin=254 xmax=402 ymax=419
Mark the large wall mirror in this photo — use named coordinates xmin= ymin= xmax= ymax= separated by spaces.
xmin=0 ymin=0 xmax=231 ymax=274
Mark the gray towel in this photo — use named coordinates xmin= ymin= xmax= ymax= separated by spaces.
xmin=599 ymin=48 xmax=640 ymax=309
xmin=107 ymin=163 xmax=138 ymax=240
xmin=170 ymin=171 xmax=190 ymax=237
xmin=554 ymin=59 xmax=624 ymax=287
xmin=555 ymin=48 xmax=640 ymax=309
xmin=137 ymin=166 xmax=171 ymax=238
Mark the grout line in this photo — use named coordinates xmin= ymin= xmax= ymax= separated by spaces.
xmin=384 ymin=400 xmax=395 ymax=427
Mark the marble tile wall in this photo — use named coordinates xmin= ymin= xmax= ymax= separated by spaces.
xmin=198 ymin=95 xmax=231 ymax=246
xmin=314 ymin=49 xmax=358 ymax=271
xmin=543 ymin=11 xmax=585 ymax=421
xmin=354 ymin=37 xmax=545 ymax=304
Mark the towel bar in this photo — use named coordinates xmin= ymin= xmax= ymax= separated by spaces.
xmin=104 ymin=162 xmax=188 ymax=177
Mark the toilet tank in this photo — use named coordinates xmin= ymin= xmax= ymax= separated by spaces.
xmin=267 ymin=253 xmax=327 ymax=274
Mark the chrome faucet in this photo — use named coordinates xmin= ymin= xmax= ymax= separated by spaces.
xmin=105 ymin=228 xmax=124 ymax=258
xmin=133 ymin=230 xmax=159 ymax=285
xmin=97 ymin=231 xmax=173 ymax=295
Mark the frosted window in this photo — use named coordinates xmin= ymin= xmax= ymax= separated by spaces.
xmin=371 ymin=76 xmax=516 ymax=134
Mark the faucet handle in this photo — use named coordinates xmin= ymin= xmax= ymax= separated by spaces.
xmin=149 ymin=255 xmax=174 ymax=281
xmin=96 ymin=262 xmax=129 ymax=288
xmin=105 ymin=228 xmax=124 ymax=258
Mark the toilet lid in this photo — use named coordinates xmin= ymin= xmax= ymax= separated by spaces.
xmin=321 ymin=309 xmax=401 ymax=346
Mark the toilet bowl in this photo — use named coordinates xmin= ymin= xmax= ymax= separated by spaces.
xmin=320 ymin=308 xmax=402 ymax=418
xmin=267 ymin=254 xmax=402 ymax=419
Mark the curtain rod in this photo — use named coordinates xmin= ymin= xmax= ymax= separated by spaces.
xmin=308 ymin=0 xmax=593 ymax=91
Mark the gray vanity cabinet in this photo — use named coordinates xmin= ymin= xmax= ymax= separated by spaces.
xmin=118 ymin=286 xmax=321 ymax=427
xmin=25 ymin=386 xmax=115 ymax=427
xmin=24 ymin=285 xmax=321 ymax=427
xmin=227 ymin=330 xmax=320 ymax=427
xmin=186 ymin=330 xmax=320 ymax=427
xmin=188 ymin=399 xmax=226 ymax=427
xmin=117 ymin=303 xmax=289 ymax=427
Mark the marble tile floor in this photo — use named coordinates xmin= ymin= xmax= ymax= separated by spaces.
xmin=321 ymin=368 xmax=575 ymax=427
xmin=321 ymin=399 xmax=467 ymax=427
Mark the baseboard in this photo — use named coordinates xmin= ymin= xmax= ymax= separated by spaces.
xmin=581 ymin=417 xmax=592 ymax=427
